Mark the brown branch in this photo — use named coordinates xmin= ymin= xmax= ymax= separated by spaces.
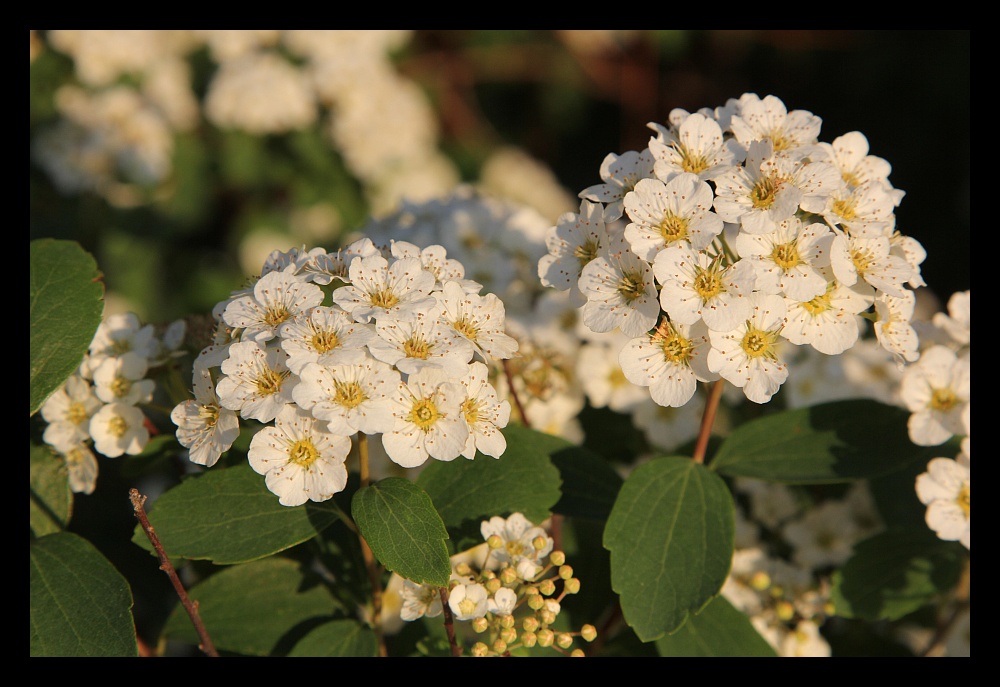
xmin=129 ymin=488 xmax=219 ymax=657
xmin=439 ymin=586 xmax=463 ymax=656
xmin=357 ymin=434 xmax=388 ymax=657
xmin=502 ymin=358 xmax=531 ymax=429
xmin=693 ymin=380 xmax=725 ymax=464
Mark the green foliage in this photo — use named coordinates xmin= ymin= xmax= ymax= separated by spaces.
xmin=161 ymin=556 xmax=343 ymax=656
xmin=603 ymin=456 xmax=735 ymax=642
xmin=655 ymin=595 xmax=777 ymax=657
xmin=30 ymin=532 xmax=138 ymax=657
xmin=286 ymin=619 xmax=379 ymax=657
xmin=831 ymin=529 xmax=967 ymax=621
xmin=352 ymin=477 xmax=452 ymax=587
xmin=712 ymin=399 xmax=927 ymax=483
xmin=131 ymin=462 xmax=342 ymax=564
xmin=29 ymin=239 xmax=104 ymax=415
xmin=416 ymin=423 xmax=563 ymax=528
xmin=30 ymin=442 xmax=71 ymax=538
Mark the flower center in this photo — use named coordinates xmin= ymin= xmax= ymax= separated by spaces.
xmin=108 ymin=416 xmax=128 ymax=438
xmin=263 ymin=305 xmax=292 ymax=328
xmin=110 ymin=338 xmax=132 ymax=356
xmin=693 ymin=266 xmax=724 ymax=302
xmin=740 ymin=323 xmax=780 ymax=360
xmin=617 ymin=270 xmax=646 ymax=302
xmin=678 ymin=145 xmax=709 ymax=174
xmin=658 ymin=212 xmax=689 ymax=243
xmin=462 ymin=397 xmax=483 ymax=425
xmin=831 ymin=197 xmax=857 ymax=221
xmin=453 ymin=317 xmax=479 ymax=341
xmin=768 ymin=132 xmax=791 ymax=152
xmin=929 ymin=387 xmax=958 ymax=412
xmin=771 ymin=241 xmax=802 ymax=270
xmin=751 ymin=176 xmax=780 ymax=209
xmin=198 ymin=403 xmax=220 ymax=427
xmin=288 ymin=439 xmax=319 ymax=468
xmin=334 ymin=380 xmax=366 ymax=408
xmin=458 ymin=596 xmax=477 ymax=616
xmin=802 ymin=285 xmax=834 ymax=315
xmin=311 ymin=329 xmax=339 ymax=353
xmin=850 ymin=247 xmax=875 ymax=276
xmin=110 ymin=376 xmax=133 ymax=399
xmin=370 ymin=288 xmax=399 ymax=309
xmin=957 ymin=484 xmax=970 ymax=518
xmin=653 ymin=321 xmax=694 ymax=365
xmin=254 ymin=366 xmax=289 ymax=396
xmin=574 ymin=239 xmax=599 ymax=270
xmin=67 ymin=401 xmax=90 ymax=425
xmin=408 ymin=398 xmax=442 ymax=430
xmin=403 ymin=335 xmax=431 ymax=359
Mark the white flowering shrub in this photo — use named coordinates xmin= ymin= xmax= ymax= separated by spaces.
xmin=31 ymin=30 xmax=969 ymax=659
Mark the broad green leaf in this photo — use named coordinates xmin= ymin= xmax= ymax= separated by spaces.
xmin=131 ymin=462 xmax=341 ymax=564
xmin=416 ymin=423 xmax=562 ymax=528
xmin=603 ymin=456 xmax=734 ymax=642
xmin=550 ymin=442 xmax=623 ymax=521
xmin=352 ymin=478 xmax=451 ymax=587
xmin=712 ymin=399 xmax=926 ymax=483
xmin=162 ymin=557 xmax=341 ymax=656
xmin=655 ymin=595 xmax=777 ymax=657
xmin=30 ymin=442 xmax=71 ymax=538
xmin=869 ymin=437 xmax=963 ymax=529
xmin=30 ymin=239 xmax=104 ymax=415
xmin=830 ymin=529 xmax=966 ymax=621
xmin=287 ymin=619 xmax=378 ymax=657
xmin=30 ymin=532 xmax=137 ymax=657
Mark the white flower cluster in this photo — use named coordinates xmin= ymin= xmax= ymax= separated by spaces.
xmin=905 ymin=290 xmax=970 ymax=550
xmin=538 ymin=92 xmax=927 ymax=406
xmin=173 ymin=239 xmax=516 ymax=506
xmin=39 ymin=313 xmax=186 ymax=494
xmin=390 ymin=512 xmax=595 ymax=656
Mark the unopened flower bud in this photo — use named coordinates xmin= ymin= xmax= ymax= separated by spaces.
xmin=750 ymin=571 xmax=770 ymax=591
xmin=522 ymin=631 xmax=537 ymax=648
xmin=499 ymin=613 xmax=516 ymax=629
xmin=563 ymin=577 xmax=581 ymax=594
xmin=492 ymin=639 xmax=508 ymax=654
xmin=549 ymin=550 xmax=566 ymax=566
xmin=528 ymin=593 xmax=545 ymax=611
xmin=532 ymin=535 xmax=549 ymax=551
xmin=471 ymin=642 xmax=489 ymax=657
xmin=455 ymin=562 xmax=473 ymax=577
xmin=487 ymin=534 xmax=504 ymax=550
xmin=539 ymin=609 xmax=556 ymax=625
xmin=485 ymin=577 xmax=502 ymax=594
xmin=481 ymin=569 xmax=496 ymax=580
xmin=539 ymin=579 xmax=556 ymax=596
xmin=581 ymin=624 xmax=597 ymax=642
xmin=500 ymin=627 xmax=517 ymax=644
xmin=776 ymin=600 xmax=795 ymax=623
xmin=523 ymin=616 xmax=540 ymax=632
xmin=499 ymin=566 xmax=518 ymax=585
xmin=571 ymin=648 xmax=585 ymax=657
xmin=537 ymin=628 xmax=555 ymax=647
xmin=559 ymin=565 xmax=573 ymax=580
xmin=556 ymin=633 xmax=574 ymax=649
xmin=472 ymin=616 xmax=489 ymax=633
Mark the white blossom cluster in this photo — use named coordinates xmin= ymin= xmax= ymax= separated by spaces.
xmin=172 ymin=238 xmax=516 ymax=506
xmin=39 ymin=313 xmax=186 ymax=494
xmin=387 ymin=512 xmax=596 ymax=656
xmin=538 ymin=92 xmax=928 ymax=407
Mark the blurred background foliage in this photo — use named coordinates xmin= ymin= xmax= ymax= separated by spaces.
xmin=30 ymin=30 xmax=969 ymax=325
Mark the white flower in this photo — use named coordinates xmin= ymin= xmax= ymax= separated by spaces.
xmin=435 ymin=280 xmax=519 ymax=361
xmin=537 ymin=199 xmax=608 ymax=305
xmin=292 ymin=357 xmax=400 ymax=436
xmin=481 ymin=512 xmax=552 ymax=578
xmin=487 ymin=587 xmax=518 ymax=616
xmin=654 ymin=244 xmax=756 ymax=332
xmin=727 ymin=93 xmax=823 ymax=157
xmin=815 ymin=131 xmax=898 ymax=198
xmin=712 ymin=141 xmax=806 ymax=236
xmin=381 ymin=368 xmax=469 ymax=468
xmin=647 ymin=111 xmax=743 ymax=184
xmin=88 ymin=312 xmax=158 ymax=363
xmin=578 ymin=149 xmax=655 ymax=222
xmin=780 ymin=620 xmax=831 ymax=658
xmin=277 ymin=305 xmax=376 ymax=375
xmin=829 ymin=233 xmax=912 ymax=299
xmin=447 ymin=582 xmax=489 ymax=621
xmin=399 ymin=579 xmax=443 ymax=621
xmin=873 ymin=291 xmax=921 ymax=365
xmin=732 ymin=218 xmax=833 ymax=301
xmin=578 ymin=333 xmax=649 ymax=413
xmin=61 ymin=442 xmax=99 ymax=495
xmin=389 ymin=240 xmax=480 ymax=292
xmin=915 ymin=454 xmax=970 ymax=550
xmin=619 ymin=319 xmax=715 ymax=408
xmin=91 ymin=352 xmax=155 ymax=406
xmin=458 ymin=361 xmax=511 ymax=459
xmin=170 ymin=366 xmax=240 ymax=467
xmin=40 ymin=375 xmax=102 ymax=452
xmin=782 ymin=270 xmax=871 ymax=356
xmin=368 ymin=308 xmax=474 ymax=378
xmin=89 ymin=402 xmax=150 ymax=457
xmin=622 ymin=174 xmax=724 ymax=260
xmin=707 ymin=293 xmax=790 ymax=404
xmin=578 ymin=232 xmax=659 ymax=338
xmin=247 ymin=405 xmax=351 ymax=507
xmin=932 ymin=290 xmax=970 ymax=347
xmin=331 ymin=254 xmax=437 ymax=324
xmin=216 ymin=341 xmax=297 ymax=423
xmin=822 ymin=179 xmax=898 ymax=238
xmin=782 ymin=499 xmax=862 ymax=570
xmin=900 ymin=345 xmax=970 ymax=446
xmin=223 ymin=269 xmax=325 ymax=345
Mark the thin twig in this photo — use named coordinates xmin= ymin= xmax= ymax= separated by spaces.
xmin=439 ymin=586 xmax=463 ymax=656
xmin=501 ymin=358 xmax=531 ymax=429
xmin=357 ymin=434 xmax=388 ymax=657
xmin=129 ymin=488 xmax=219 ymax=657
xmin=693 ymin=380 xmax=725 ymax=465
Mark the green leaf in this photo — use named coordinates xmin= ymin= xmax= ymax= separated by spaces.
xmin=287 ymin=619 xmax=378 ymax=657
xmin=30 ymin=532 xmax=137 ymax=657
xmin=550 ymin=441 xmax=623 ymax=521
xmin=830 ymin=529 xmax=966 ymax=621
xmin=30 ymin=442 xmax=71 ymax=537
xmin=712 ymin=399 xmax=927 ymax=483
xmin=162 ymin=557 xmax=340 ymax=656
xmin=416 ymin=423 xmax=563 ymax=528
xmin=131 ymin=462 xmax=341 ymax=565
xmin=352 ymin=478 xmax=451 ymax=587
xmin=30 ymin=239 xmax=104 ymax=415
xmin=603 ymin=456 xmax=735 ymax=642
xmin=655 ymin=595 xmax=777 ymax=657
